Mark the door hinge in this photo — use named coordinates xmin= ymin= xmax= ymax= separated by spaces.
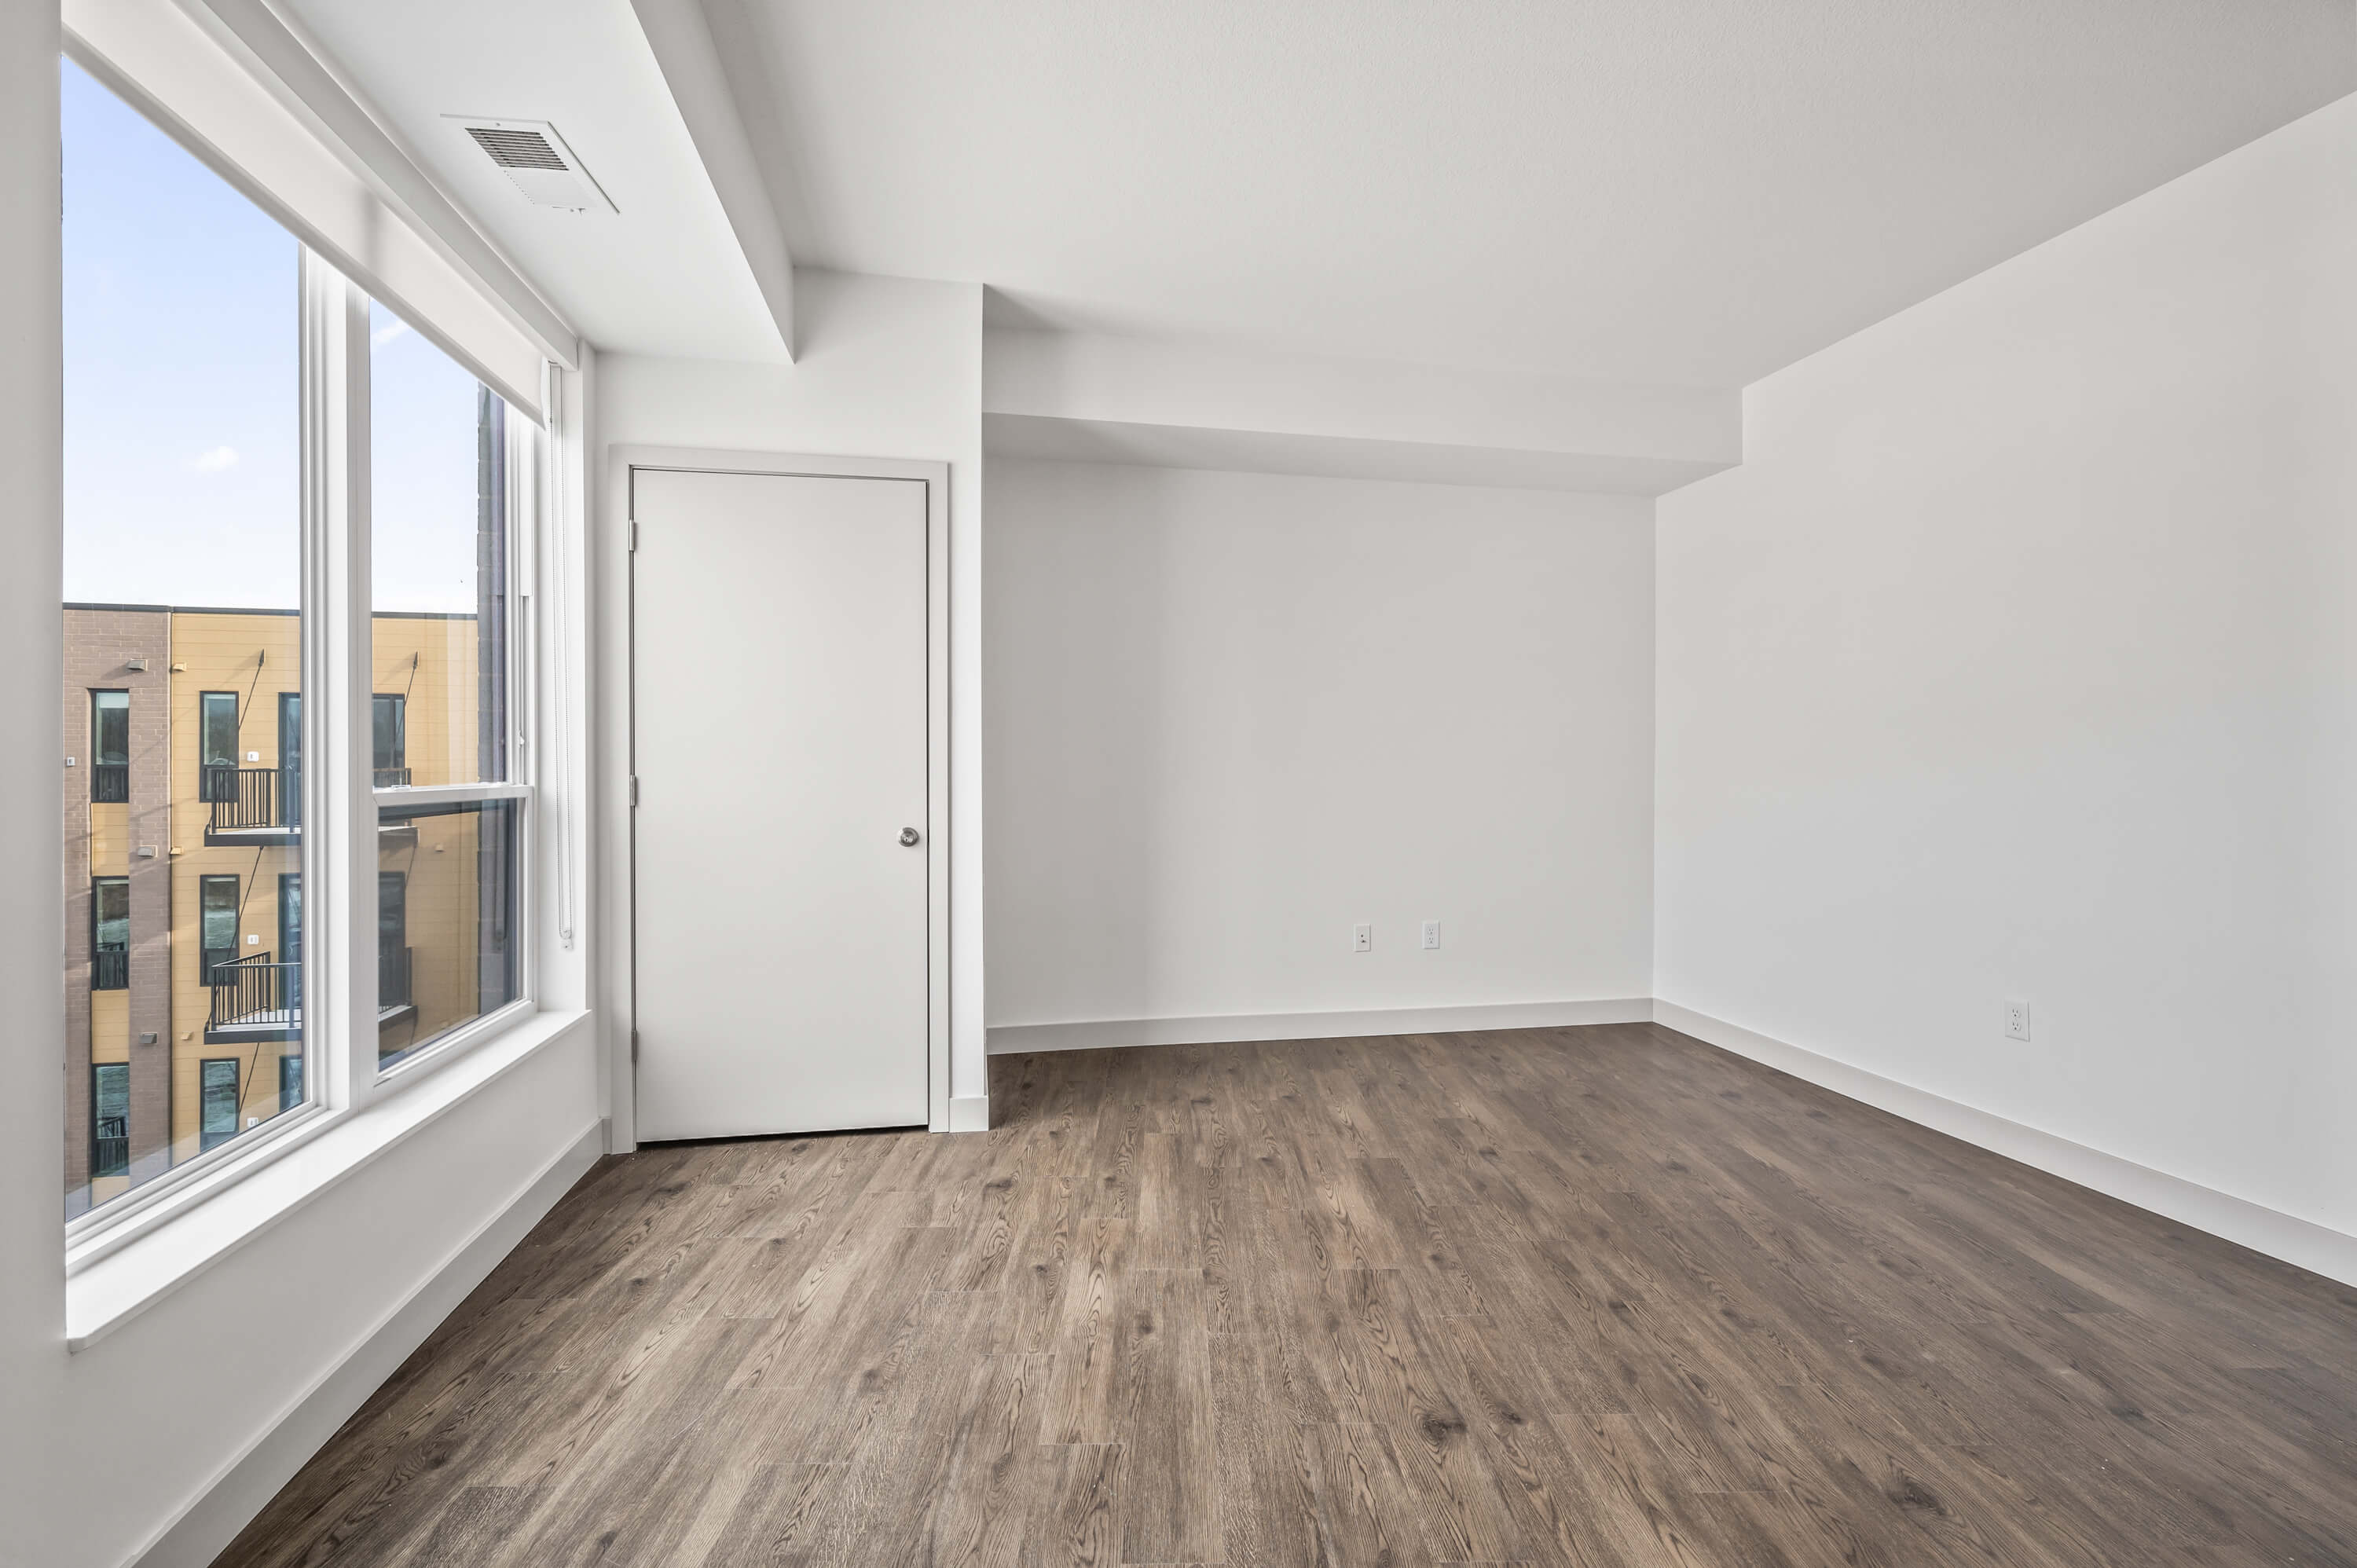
xmin=629 ymin=775 xmax=640 ymax=808
xmin=630 ymin=1029 xmax=640 ymax=1065
xmin=628 ymin=520 xmax=639 ymax=552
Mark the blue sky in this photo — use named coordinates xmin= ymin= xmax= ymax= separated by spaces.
xmin=64 ymin=58 xmax=487 ymax=615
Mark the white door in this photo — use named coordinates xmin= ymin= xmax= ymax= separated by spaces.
xmin=632 ymin=467 xmax=930 ymax=1138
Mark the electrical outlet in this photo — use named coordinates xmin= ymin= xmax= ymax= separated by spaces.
xmin=1352 ymin=922 xmax=1373 ymax=953
xmin=1421 ymin=920 xmax=1441 ymax=950
xmin=2003 ymin=998 xmax=2030 ymax=1042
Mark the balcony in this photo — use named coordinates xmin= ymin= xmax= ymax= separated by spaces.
xmin=205 ymin=766 xmax=300 ymax=844
xmin=203 ymin=765 xmax=418 ymax=845
xmin=91 ymin=763 xmax=128 ymax=803
xmin=203 ymin=947 xmax=418 ymax=1043
xmin=91 ymin=949 xmax=129 ymax=990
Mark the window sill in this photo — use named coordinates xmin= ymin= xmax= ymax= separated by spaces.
xmin=65 ymin=1006 xmax=593 ymax=1353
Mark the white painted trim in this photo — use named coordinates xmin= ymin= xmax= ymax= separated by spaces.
xmin=122 ymin=1119 xmax=604 ymax=1568
xmin=948 ymin=1095 xmax=990 ymax=1134
xmin=1653 ymin=1001 xmax=2357 ymax=1290
xmin=986 ymin=998 xmax=1655 ymax=1055
xmin=610 ymin=446 xmax=956 ymax=1135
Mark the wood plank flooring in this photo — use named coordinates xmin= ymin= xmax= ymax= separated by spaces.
xmin=214 ymin=1023 xmax=2357 ymax=1566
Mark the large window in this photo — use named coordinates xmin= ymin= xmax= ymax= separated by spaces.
xmin=60 ymin=56 xmax=541 ymax=1232
xmin=371 ymin=301 xmax=525 ymax=1072
xmin=61 ymin=54 xmax=308 ymax=1220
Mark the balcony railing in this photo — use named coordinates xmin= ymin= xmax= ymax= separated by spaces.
xmin=91 ymin=949 xmax=129 ymax=991
xmin=207 ymin=950 xmax=295 ymax=1032
xmin=91 ymin=763 xmax=128 ymax=803
xmin=206 ymin=766 xmax=302 ymax=833
xmin=372 ymin=766 xmax=412 ymax=788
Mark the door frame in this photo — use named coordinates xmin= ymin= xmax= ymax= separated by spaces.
xmin=607 ymin=446 xmax=952 ymax=1142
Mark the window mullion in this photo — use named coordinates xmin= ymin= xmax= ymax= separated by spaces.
xmin=300 ymin=253 xmax=376 ymax=1113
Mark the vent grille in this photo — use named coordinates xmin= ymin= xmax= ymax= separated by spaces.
xmin=445 ymin=117 xmax=616 ymax=213
xmin=465 ymin=126 xmax=568 ymax=171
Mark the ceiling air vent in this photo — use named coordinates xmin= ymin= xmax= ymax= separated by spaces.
xmin=447 ymin=117 xmax=616 ymax=213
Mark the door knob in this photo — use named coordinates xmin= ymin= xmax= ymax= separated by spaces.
xmin=899 ymin=827 xmax=921 ymax=846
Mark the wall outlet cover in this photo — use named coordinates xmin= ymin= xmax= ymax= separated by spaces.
xmin=2003 ymin=998 xmax=2031 ymax=1042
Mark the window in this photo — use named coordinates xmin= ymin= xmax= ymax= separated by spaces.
xmin=372 ymin=300 xmax=527 ymax=1073
xmin=372 ymin=694 xmax=408 ymax=786
xmin=90 ymin=689 xmax=129 ymax=801
xmin=277 ymin=691 xmax=302 ymax=829
xmin=90 ymin=877 xmax=129 ymax=991
xmin=199 ymin=691 xmax=238 ymax=800
xmin=91 ymin=1064 xmax=130 ymax=1179
xmin=63 ymin=56 xmax=307 ymax=1218
xmin=199 ymin=874 xmax=238 ymax=983
xmin=379 ymin=871 xmax=411 ymax=1009
xmin=60 ymin=55 xmax=543 ymax=1233
xmin=198 ymin=1060 xmax=240 ymax=1152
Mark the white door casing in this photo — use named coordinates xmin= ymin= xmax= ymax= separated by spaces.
xmin=629 ymin=460 xmax=942 ymax=1138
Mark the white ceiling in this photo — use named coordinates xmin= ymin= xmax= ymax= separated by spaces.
xmin=287 ymin=0 xmax=2351 ymax=387
xmin=740 ymin=0 xmax=2353 ymax=386
xmin=282 ymin=0 xmax=786 ymax=361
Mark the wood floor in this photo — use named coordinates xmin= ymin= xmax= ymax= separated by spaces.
xmin=217 ymin=1024 xmax=2357 ymax=1567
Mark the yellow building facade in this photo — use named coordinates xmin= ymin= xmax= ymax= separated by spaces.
xmin=64 ymin=604 xmax=495 ymax=1216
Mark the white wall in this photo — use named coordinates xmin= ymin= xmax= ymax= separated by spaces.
xmin=1656 ymin=95 xmax=2357 ymax=1249
xmin=986 ymin=460 xmax=1654 ymax=1035
xmin=3 ymin=28 xmax=604 ymax=1564
xmin=597 ymin=269 xmax=989 ymax=1117
xmin=2 ymin=5 xmax=70 ymax=1559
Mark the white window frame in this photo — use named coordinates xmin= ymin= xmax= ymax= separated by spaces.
xmin=62 ymin=242 xmax=548 ymax=1259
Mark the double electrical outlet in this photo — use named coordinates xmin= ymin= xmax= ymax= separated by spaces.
xmin=1354 ymin=921 xmax=1442 ymax=952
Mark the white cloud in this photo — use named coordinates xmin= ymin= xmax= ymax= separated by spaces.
xmin=191 ymin=445 xmax=239 ymax=473
xmin=372 ymin=318 xmax=412 ymax=347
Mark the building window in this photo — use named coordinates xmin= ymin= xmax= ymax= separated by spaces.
xmin=198 ymin=1060 xmax=240 ymax=1152
xmin=379 ymin=871 xmax=411 ymax=1009
xmin=90 ymin=877 xmax=130 ymax=991
xmin=60 ymin=53 xmax=542 ymax=1230
xmin=372 ymin=300 xmax=526 ymax=1074
xmin=199 ymin=691 xmax=239 ymax=800
xmin=91 ymin=1064 xmax=130 ymax=1179
xmin=277 ymin=691 xmax=302 ymax=828
xmin=90 ymin=689 xmax=129 ymax=802
xmin=199 ymin=874 xmax=239 ymax=983
xmin=372 ymin=693 xmax=408 ymax=786
xmin=62 ymin=55 xmax=305 ymax=1219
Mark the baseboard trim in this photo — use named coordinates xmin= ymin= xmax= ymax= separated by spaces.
xmin=1654 ymin=1001 xmax=2357 ymax=1289
xmin=987 ymin=997 xmax=1655 ymax=1055
xmin=947 ymin=1094 xmax=991 ymax=1134
xmin=131 ymin=1119 xmax=607 ymax=1568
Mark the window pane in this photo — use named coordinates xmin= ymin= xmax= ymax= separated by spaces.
xmin=199 ymin=1060 xmax=240 ymax=1150
xmin=63 ymin=58 xmax=309 ymax=1218
xmin=376 ymin=797 xmax=520 ymax=1071
xmin=372 ymin=694 xmax=407 ymax=784
xmin=91 ymin=1065 xmax=130 ymax=1179
xmin=371 ymin=301 xmax=508 ymax=787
